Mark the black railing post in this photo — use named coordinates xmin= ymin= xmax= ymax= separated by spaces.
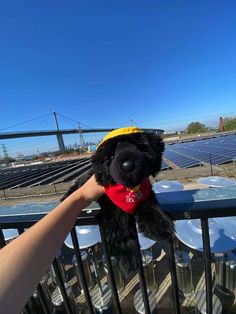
xmin=52 ymin=258 xmax=73 ymax=314
xmin=37 ymin=283 xmax=51 ymax=314
xmin=0 ymin=227 xmax=6 ymax=248
xmin=167 ymin=236 xmax=181 ymax=314
xmin=132 ymin=217 xmax=151 ymax=314
xmin=99 ymin=223 xmax=122 ymax=314
xmin=29 ymin=295 xmax=39 ymax=313
xmin=201 ymin=218 xmax=212 ymax=314
xmin=24 ymin=303 xmax=31 ymax=314
xmin=17 ymin=227 xmax=25 ymax=235
xmin=70 ymin=227 xmax=94 ymax=314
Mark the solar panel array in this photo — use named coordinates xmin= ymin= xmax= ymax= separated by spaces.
xmin=0 ymin=158 xmax=91 ymax=190
xmin=164 ymin=133 xmax=236 ymax=169
xmin=164 ymin=150 xmax=200 ymax=168
xmin=1 ymin=134 xmax=235 ymax=188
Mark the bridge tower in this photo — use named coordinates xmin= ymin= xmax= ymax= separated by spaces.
xmin=78 ymin=122 xmax=86 ymax=148
xmin=53 ymin=111 xmax=65 ymax=152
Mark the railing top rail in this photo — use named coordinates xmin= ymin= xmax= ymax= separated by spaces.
xmin=1 ymin=186 xmax=236 ymax=228
xmin=158 ymin=185 xmax=236 ymax=219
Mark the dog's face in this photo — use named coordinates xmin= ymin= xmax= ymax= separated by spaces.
xmin=92 ymin=132 xmax=164 ymax=187
xmin=109 ymin=140 xmax=148 ymax=187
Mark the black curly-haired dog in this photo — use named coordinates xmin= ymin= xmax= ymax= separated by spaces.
xmin=61 ymin=127 xmax=174 ymax=275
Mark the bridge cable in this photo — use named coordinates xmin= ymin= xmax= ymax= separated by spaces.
xmin=55 ymin=112 xmax=95 ymax=130
xmin=0 ymin=113 xmax=52 ymax=132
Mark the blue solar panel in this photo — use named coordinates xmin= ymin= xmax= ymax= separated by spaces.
xmin=166 ymin=133 xmax=236 ymax=167
xmin=192 ymin=142 xmax=236 ymax=156
xmin=169 ymin=146 xmax=232 ymax=165
xmin=161 ymin=161 xmax=171 ymax=170
xmin=180 ymin=143 xmax=236 ymax=158
xmin=193 ymin=145 xmax=236 ymax=158
xmin=164 ymin=149 xmax=201 ymax=168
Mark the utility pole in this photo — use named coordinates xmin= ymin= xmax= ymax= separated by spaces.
xmin=219 ymin=117 xmax=225 ymax=132
xmin=53 ymin=111 xmax=65 ymax=152
xmin=1 ymin=144 xmax=8 ymax=158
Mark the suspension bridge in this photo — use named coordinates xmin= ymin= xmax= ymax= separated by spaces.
xmin=0 ymin=112 xmax=164 ymax=152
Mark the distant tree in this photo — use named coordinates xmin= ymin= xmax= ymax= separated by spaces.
xmin=0 ymin=157 xmax=15 ymax=164
xmin=223 ymin=117 xmax=236 ymax=131
xmin=186 ymin=122 xmax=208 ymax=134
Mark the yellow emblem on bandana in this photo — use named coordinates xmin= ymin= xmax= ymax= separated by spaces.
xmin=97 ymin=126 xmax=142 ymax=149
xmin=128 ymin=185 xmax=140 ymax=193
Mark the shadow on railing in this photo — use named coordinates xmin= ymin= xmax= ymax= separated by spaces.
xmin=1 ymin=187 xmax=236 ymax=313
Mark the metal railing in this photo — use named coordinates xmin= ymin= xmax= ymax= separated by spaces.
xmin=1 ymin=186 xmax=236 ymax=313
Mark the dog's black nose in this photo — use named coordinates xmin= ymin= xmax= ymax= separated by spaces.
xmin=121 ymin=160 xmax=135 ymax=172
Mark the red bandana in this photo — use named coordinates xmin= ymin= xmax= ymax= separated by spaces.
xmin=104 ymin=179 xmax=151 ymax=214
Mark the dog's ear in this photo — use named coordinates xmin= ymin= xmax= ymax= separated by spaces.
xmin=92 ymin=141 xmax=116 ymax=186
xmin=143 ymin=132 xmax=165 ymax=176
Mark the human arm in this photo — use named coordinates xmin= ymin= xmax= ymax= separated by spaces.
xmin=0 ymin=175 xmax=104 ymax=314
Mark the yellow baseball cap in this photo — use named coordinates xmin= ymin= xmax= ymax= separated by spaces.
xmin=97 ymin=126 xmax=142 ymax=149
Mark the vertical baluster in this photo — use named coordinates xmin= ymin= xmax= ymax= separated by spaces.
xmin=52 ymin=258 xmax=73 ymax=314
xmin=99 ymin=223 xmax=122 ymax=314
xmin=132 ymin=217 xmax=151 ymax=314
xmin=0 ymin=227 xmax=6 ymax=248
xmin=201 ymin=218 xmax=212 ymax=314
xmin=167 ymin=236 xmax=181 ymax=314
xmin=30 ymin=295 xmax=40 ymax=313
xmin=37 ymin=283 xmax=51 ymax=314
xmin=24 ymin=303 xmax=31 ymax=314
xmin=70 ymin=227 xmax=94 ymax=314
xmin=17 ymin=227 xmax=25 ymax=235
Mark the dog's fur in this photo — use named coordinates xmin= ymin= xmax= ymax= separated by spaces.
xmin=62 ymin=131 xmax=174 ymax=275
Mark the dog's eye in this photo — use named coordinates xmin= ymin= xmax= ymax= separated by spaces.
xmin=104 ymin=156 xmax=113 ymax=162
xmin=103 ymin=156 xmax=113 ymax=167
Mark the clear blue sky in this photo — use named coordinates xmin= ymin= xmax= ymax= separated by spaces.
xmin=0 ymin=0 xmax=236 ymax=156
